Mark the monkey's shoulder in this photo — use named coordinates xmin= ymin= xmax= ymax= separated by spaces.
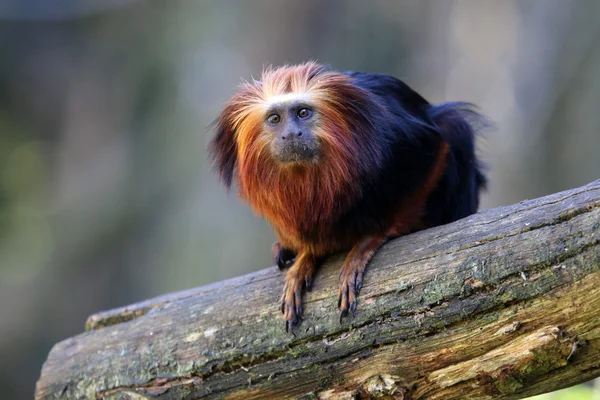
xmin=342 ymin=70 xmax=431 ymax=118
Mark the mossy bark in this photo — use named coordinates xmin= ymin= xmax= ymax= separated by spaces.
xmin=36 ymin=180 xmax=600 ymax=399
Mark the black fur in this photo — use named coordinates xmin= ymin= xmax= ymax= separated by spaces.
xmin=276 ymin=247 xmax=297 ymax=270
xmin=314 ymin=71 xmax=487 ymax=243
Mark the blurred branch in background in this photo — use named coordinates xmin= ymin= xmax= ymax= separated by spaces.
xmin=1 ymin=1 xmax=600 ymax=399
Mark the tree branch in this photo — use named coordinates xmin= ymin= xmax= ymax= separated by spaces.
xmin=36 ymin=180 xmax=600 ymax=400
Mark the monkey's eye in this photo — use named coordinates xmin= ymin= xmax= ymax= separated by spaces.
xmin=297 ymin=108 xmax=312 ymax=119
xmin=267 ymin=114 xmax=281 ymax=124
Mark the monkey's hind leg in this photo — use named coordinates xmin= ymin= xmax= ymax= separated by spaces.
xmin=338 ymin=234 xmax=387 ymax=322
xmin=280 ymin=251 xmax=316 ymax=332
xmin=272 ymin=242 xmax=297 ymax=270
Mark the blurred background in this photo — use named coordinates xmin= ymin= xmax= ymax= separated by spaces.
xmin=1 ymin=0 xmax=599 ymax=399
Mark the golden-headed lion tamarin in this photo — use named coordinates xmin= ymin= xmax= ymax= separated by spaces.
xmin=210 ymin=62 xmax=486 ymax=332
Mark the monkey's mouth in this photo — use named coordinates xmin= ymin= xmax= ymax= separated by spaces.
xmin=272 ymin=140 xmax=319 ymax=163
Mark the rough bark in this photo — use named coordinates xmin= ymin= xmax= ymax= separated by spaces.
xmin=36 ymin=180 xmax=600 ymax=400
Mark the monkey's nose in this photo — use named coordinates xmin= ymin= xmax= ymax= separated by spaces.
xmin=281 ymin=130 xmax=302 ymax=140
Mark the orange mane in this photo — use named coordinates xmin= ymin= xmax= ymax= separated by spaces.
xmin=210 ymin=62 xmax=385 ymax=249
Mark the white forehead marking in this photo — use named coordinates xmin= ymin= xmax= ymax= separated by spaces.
xmin=266 ymin=93 xmax=311 ymax=106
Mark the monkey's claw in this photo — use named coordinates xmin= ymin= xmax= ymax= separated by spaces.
xmin=280 ymin=276 xmax=307 ymax=333
xmin=305 ymin=276 xmax=313 ymax=291
xmin=338 ymin=268 xmax=364 ymax=323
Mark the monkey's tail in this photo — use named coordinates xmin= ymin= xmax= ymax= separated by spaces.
xmin=425 ymin=102 xmax=489 ymax=223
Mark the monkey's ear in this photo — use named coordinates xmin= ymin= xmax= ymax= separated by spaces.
xmin=209 ymin=109 xmax=238 ymax=188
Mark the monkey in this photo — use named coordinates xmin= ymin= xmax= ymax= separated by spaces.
xmin=209 ymin=62 xmax=486 ymax=332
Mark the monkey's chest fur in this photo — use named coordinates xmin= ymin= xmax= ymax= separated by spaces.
xmin=247 ymin=141 xmax=445 ymax=257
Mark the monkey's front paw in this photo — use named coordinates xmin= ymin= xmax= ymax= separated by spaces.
xmin=337 ymin=268 xmax=364 ymax=323
xmin=280 ymin=274 xmax=312 ymax=333
xmin=280 ymin=276 xmax=312 ymax=333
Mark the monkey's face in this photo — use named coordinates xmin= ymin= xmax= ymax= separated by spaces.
xmin=210 ymin=62 xmax=378 ymax=189
xmin=263 ymin=96 xmax=320 ymax=164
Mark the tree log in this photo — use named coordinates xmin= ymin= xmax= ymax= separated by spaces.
xmin=36 ymin=180 xmax=600 ymax=400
